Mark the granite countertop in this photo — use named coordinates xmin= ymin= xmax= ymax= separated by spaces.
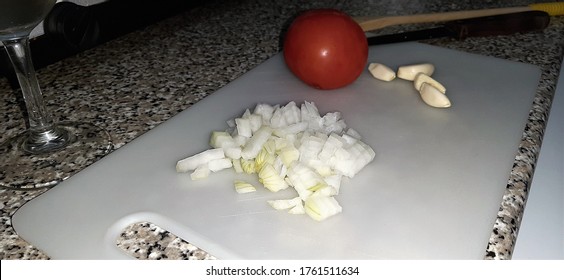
xmin=1 ymin=0 xmax=563 ymax=260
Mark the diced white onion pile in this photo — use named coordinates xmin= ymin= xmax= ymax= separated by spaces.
xmin=176 ymin=101 xmax=375 ymax=221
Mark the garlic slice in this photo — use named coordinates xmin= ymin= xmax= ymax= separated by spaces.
xmin=397 ymin=63 xmax=435 ymax=81
xmin=419 ymin=83 xmax=451 ymax=108
xmin=413 ymin=73 xmax=446 ymax=93
xmin=368 ymin=63 xmax=396 ymax=81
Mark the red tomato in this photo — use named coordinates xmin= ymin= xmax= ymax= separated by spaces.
xmin=283 ymin=9 xmax=368 ymax=90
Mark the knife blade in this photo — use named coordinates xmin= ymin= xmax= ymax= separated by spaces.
xmin=367 ymin=10 xmax=550 ymax=45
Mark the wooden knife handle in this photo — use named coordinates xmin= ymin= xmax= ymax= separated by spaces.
xmin=355 ymin=2 xmax=564 ymax=32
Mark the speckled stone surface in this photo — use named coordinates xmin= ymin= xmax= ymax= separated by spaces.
xmin=1 ymin=0 xmax=563 ymax=260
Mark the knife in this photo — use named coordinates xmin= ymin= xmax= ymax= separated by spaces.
xmin=367 ymin=11 xmax=550 ymax=45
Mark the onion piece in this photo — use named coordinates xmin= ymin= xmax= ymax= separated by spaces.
xmin=258 ymin=164 xmax=289 ymax=192
xmin=301 ymin=101 xmax=323 ymax=132
xmin=241 ymin=126 xmax=273 ymax=160
xmin=255 ymin=147 xmax=276 ymax=171
xmin=234 ymin=180 xmax=257 ymax=194
xmin=232 ymin=159 xmax=243 ymax=173
xmin=248 ymin=114 xmax=263 ymax=133
xmin=324 ymin=174 xmax=342 ymax=195
xmin=253 ymin=103 xmax=275 ymax=125
xmin=190 ymin=165 xmax=210 ymax=180
xmin=278 ymin=145 xmax=299 ymax=167
xmin=288 ymin=202 xmax=306 ymax=214
xmin=267 ymin=197 xmax=302 ymax=210
xmin=304 ymin=195 xmax=343 ymax=221
xmin=176 ymin=148 xmax=225 ymax=172
xmin=287 ymin=162 xmax=326 ymax=200
xmin=235 ymin=118 xmax=252 ymax=138
xmin=240 ymin=158 xmax=256 ymax=174
xmin=208 ymin=158 xmax=233 ymax=172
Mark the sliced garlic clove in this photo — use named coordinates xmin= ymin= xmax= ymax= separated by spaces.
xmin=419 ymin=83 xmax=451 ymax=108
xmin=413 ymin=73 xmax=446 ymax=93
xmin=397 ymin=63 xmax=435 ymax=81
xmin=368 ymin=63 xmax=396 ymax=81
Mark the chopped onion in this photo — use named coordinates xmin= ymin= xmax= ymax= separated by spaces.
xmin=240 ymin=158 xmax=256 ymax=174
xmin=253 ymin=103 xmax=275 ymax=125
xmin=209 ymin=132 xmax=241 ymax=159
xmin=234 ymin=180 xmax=257 ymax=194
xmin=323 ymin=174 xmax=342 ymax=195
xmin=259 ymin=164 xmax=289 ymax=192
xmin=304 ymin=195 xmax=343 ymax=221
xmin=176 ymin=101 xmax=376 ymax=221
xmin=254 ymin=147 xmax=276 ymax=171
xmin=248 ymin=114 xmax=262 ymax=133
xmin=267 ymin=197 xmax=302 ymax=210
xmin=232 ymin=159 xmax=243 ymax=173
xmin=190 ymin=165 xmax=210 ymax=180
xmin=241 ymin=126 xmax=272 ymax=160
xmin=288 ymin=202 xmax=306 ymax=215
xmin=286 ymin=162 xmax=327 ymax=200
xmin=232 ymin=134 xmax=248 ymax=147
xmin=224 ymin=147 xmax=241 ymax=160
xmin=278 ymin=145 xmax=299 ymax=167
xmin=273 ymin=122 xmax=308 ymax=137
xmin=177 ymin=148 xmax=225 ymax=173
xmin=208 ymin=158 xmax=233 ymax=172
xmin=235 ymin=118 xmax=252 ymax=138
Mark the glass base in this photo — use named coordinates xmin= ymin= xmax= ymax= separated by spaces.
xmin=0 ymin=121 xmax=113 ymax=190
xmin=22 ymin=124 xmax=73 ymax=154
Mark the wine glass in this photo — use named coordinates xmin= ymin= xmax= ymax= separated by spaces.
xmin=0 ymin=0 xmax=113 ymax=190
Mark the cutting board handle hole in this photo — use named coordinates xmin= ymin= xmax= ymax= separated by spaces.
xmin=116 ymin=221 xmax=216 ymax=260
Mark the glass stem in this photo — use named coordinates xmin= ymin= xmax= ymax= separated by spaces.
xmin=3 ymin=36 xmax=69 ymax=153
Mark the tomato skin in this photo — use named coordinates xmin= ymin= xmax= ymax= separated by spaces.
xmin=283 ymin=9 xmax=368 ymax=90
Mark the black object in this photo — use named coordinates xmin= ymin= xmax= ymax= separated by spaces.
xmin=367 ymin=11 xmax=550 ymax=45
xmin=44 ymin=2 xmax=101 ymax=52
xmin=1 ymin=0 xmax=205 ymax=84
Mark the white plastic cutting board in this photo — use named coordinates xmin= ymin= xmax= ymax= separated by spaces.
xmin=13 ymin=42 xmax=541 ymax=259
